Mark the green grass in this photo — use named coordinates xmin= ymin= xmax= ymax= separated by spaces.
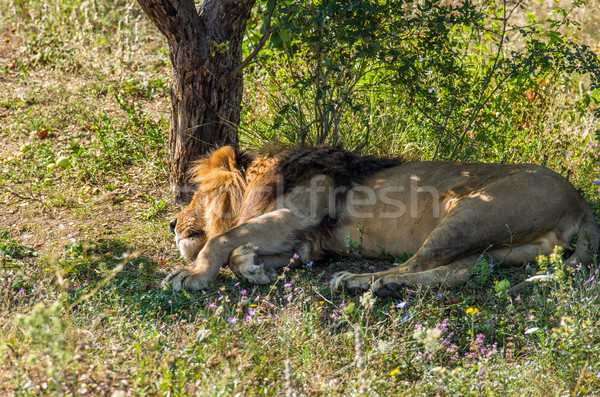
xmin=1 ymin=0 xmax=600 ymax=395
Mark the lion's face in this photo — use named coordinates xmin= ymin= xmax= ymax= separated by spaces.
xmin=170 ymin=191 xmax=208 ymax=260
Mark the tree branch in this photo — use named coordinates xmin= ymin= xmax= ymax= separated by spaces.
xmin=229 ymin=0 xmax=277 ymax=79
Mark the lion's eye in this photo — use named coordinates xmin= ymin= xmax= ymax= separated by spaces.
xmin=169 ymin=219 xmax=178 ymax=234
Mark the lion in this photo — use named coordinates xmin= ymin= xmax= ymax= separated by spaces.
xmin=165 ymin=145 xmax=599 ymax=297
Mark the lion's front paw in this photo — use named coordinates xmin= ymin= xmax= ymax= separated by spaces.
xmin=163 ymin=268 xmax=211 ymax=292
xmin=228 ymin=245 xmax=277 ymax=285
xmin=330 ymin=271 xmax=372 ymax=294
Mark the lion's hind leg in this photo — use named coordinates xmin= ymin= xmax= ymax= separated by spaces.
xmin=330 ymin=255 xmax=477 ymax=298
xmin=331 ymin=242 xmax=553 ymax=298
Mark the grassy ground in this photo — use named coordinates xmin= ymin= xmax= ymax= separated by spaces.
xmin=1 ymin=1 xmax=600 ymax=395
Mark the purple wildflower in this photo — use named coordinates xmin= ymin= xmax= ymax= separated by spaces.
xmin=475 ymin=333 xmax=485 ymax=347
xmin=284 ymin=282 xmax=292 ymax=288
xmin=339 ymin=301 xmax=347 ymax=309
xmin=226 ymin=317 xmax=237 ymax=324
xmin=217 ymin=295 xmax=223 ymax=301
xmin=306 ymin=261 xmax=313 ymax=267
xmin=244 ymin=315 xmax=252 ymax=322
xmin=234 ymin=282 xmax=240 ymax=287
xmin=488 ymin=263 xmax=494 ymax=269
xmin=240 ymin=289 xmax=247 ymax=296
xmin=396 ymin=301 xmax=408 ymax=309
xmin=583 ymin=275 xmax=595 ymax=286
xmin=436 ymin=292 xmax=443 ymax=299
xmin=596 ymin=371 xmax=600 ymax=379
xmin=208 ymin=302 xmax=217 ymax=308
xmin=437 ymin=318 xmax=449 ymax=333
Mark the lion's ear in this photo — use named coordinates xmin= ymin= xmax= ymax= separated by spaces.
xmin=190 ymin=146 xmax=238 ymax=184
xmin=210 ymin=146 xmax=237 ymax=172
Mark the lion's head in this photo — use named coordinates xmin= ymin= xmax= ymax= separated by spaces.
xmin=170 ymin=146 xmax=250 ymax=259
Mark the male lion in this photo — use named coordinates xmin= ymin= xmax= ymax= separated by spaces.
xmin=165 ymin=146 xmax=598 ymax=297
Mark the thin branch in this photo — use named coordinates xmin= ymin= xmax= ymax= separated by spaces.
xmin=230 ymin=0 xmax=277 ymax=79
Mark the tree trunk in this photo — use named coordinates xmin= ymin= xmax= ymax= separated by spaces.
xmin=137 ymin=0 xmax=256 ymax=203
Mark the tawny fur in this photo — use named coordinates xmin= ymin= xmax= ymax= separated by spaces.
xmin=166 ymin=145 xmax=599 ymax=296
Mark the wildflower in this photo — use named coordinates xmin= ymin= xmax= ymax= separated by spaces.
xmin=234 ymin=282 xmax=240 ymax=287
xmin=359 ymin=291 xmax=375 ymax=309
xmin=428 ymin=88 xmax=435 ymax=93
xmin=306 ymin=261 xmax=313 ymax=267
xmin=208 ymin=302 xmax=217 ymax=308
xmin=244 ymin=315 xmax=252 ymax=322
xmin=401 ymin=315 xmax=409 ymax=322
xmin=436 ymin=318 xmax=449 ymax=333
xmin=594 ymin=179 xmax=600 ymax=186
xmin=217 ymin=295 xmax=223 ymax=301
xmin=226 ymin=317 xmax=237 ymax=324
xmin=475 ymin=333 xmax=485 ymax=347
xmin=396 ymin=301 xmax=408 ymax=309
xmin=466 ymin=307 xmax=479 ymax=315
xmin=414 ymin=327 xmax=443 ymax=350
xmin=168 ymin=300 xmax=172 ymax=305
xmin=240 ymin=289 xmax=247 ymax=296
xmin=339 ymin=301 xmax=347 ymax=309
xmin=284 ymin=282 xmax=292 ymax=288
xmin=389 ymin=368 xmax=400 ymax=376
xmin=596 ymin=371 xmax=600 ymax=379
xmin=426 ymin=70 xmax=433 ymax=75
xmin=377 ymin=341 xmax=392 ymax=354
xmin=436 ymin=292 xmax=443 ymax=299
xmin=488 ymin=263 xmax=494 ymax=269
xmin=583 ymin=275 xmax=595 ymax=286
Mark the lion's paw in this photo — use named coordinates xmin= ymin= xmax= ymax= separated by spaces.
xmin=330 ymin=271 xmax=372 ymax=294
xmin=372 ymin=279 xmax=408 ymax=299
xmin=163 ymin=268 xmax=211 ymax=292
xmin=229 ymin=245 xmax=277 ymax=285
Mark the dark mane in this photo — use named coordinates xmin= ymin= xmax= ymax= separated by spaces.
xmin=235 ymin=146 xmax=403 ymax=225
xmin=274 ymin=146 xmax=403 ymax=193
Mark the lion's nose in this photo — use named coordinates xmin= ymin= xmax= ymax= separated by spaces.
xmin=169 ymin=219 xmax=177 ymax=234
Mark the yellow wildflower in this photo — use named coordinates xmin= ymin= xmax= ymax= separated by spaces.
xmin=390 ymin=368 xmax=400 ymax=376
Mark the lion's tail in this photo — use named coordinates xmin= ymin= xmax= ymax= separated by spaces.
xmin=565 ymin=209 xmax=599 ymax=267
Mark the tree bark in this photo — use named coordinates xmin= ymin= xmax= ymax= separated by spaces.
xmin=137 ymin=0 xmax=256 ymax=203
